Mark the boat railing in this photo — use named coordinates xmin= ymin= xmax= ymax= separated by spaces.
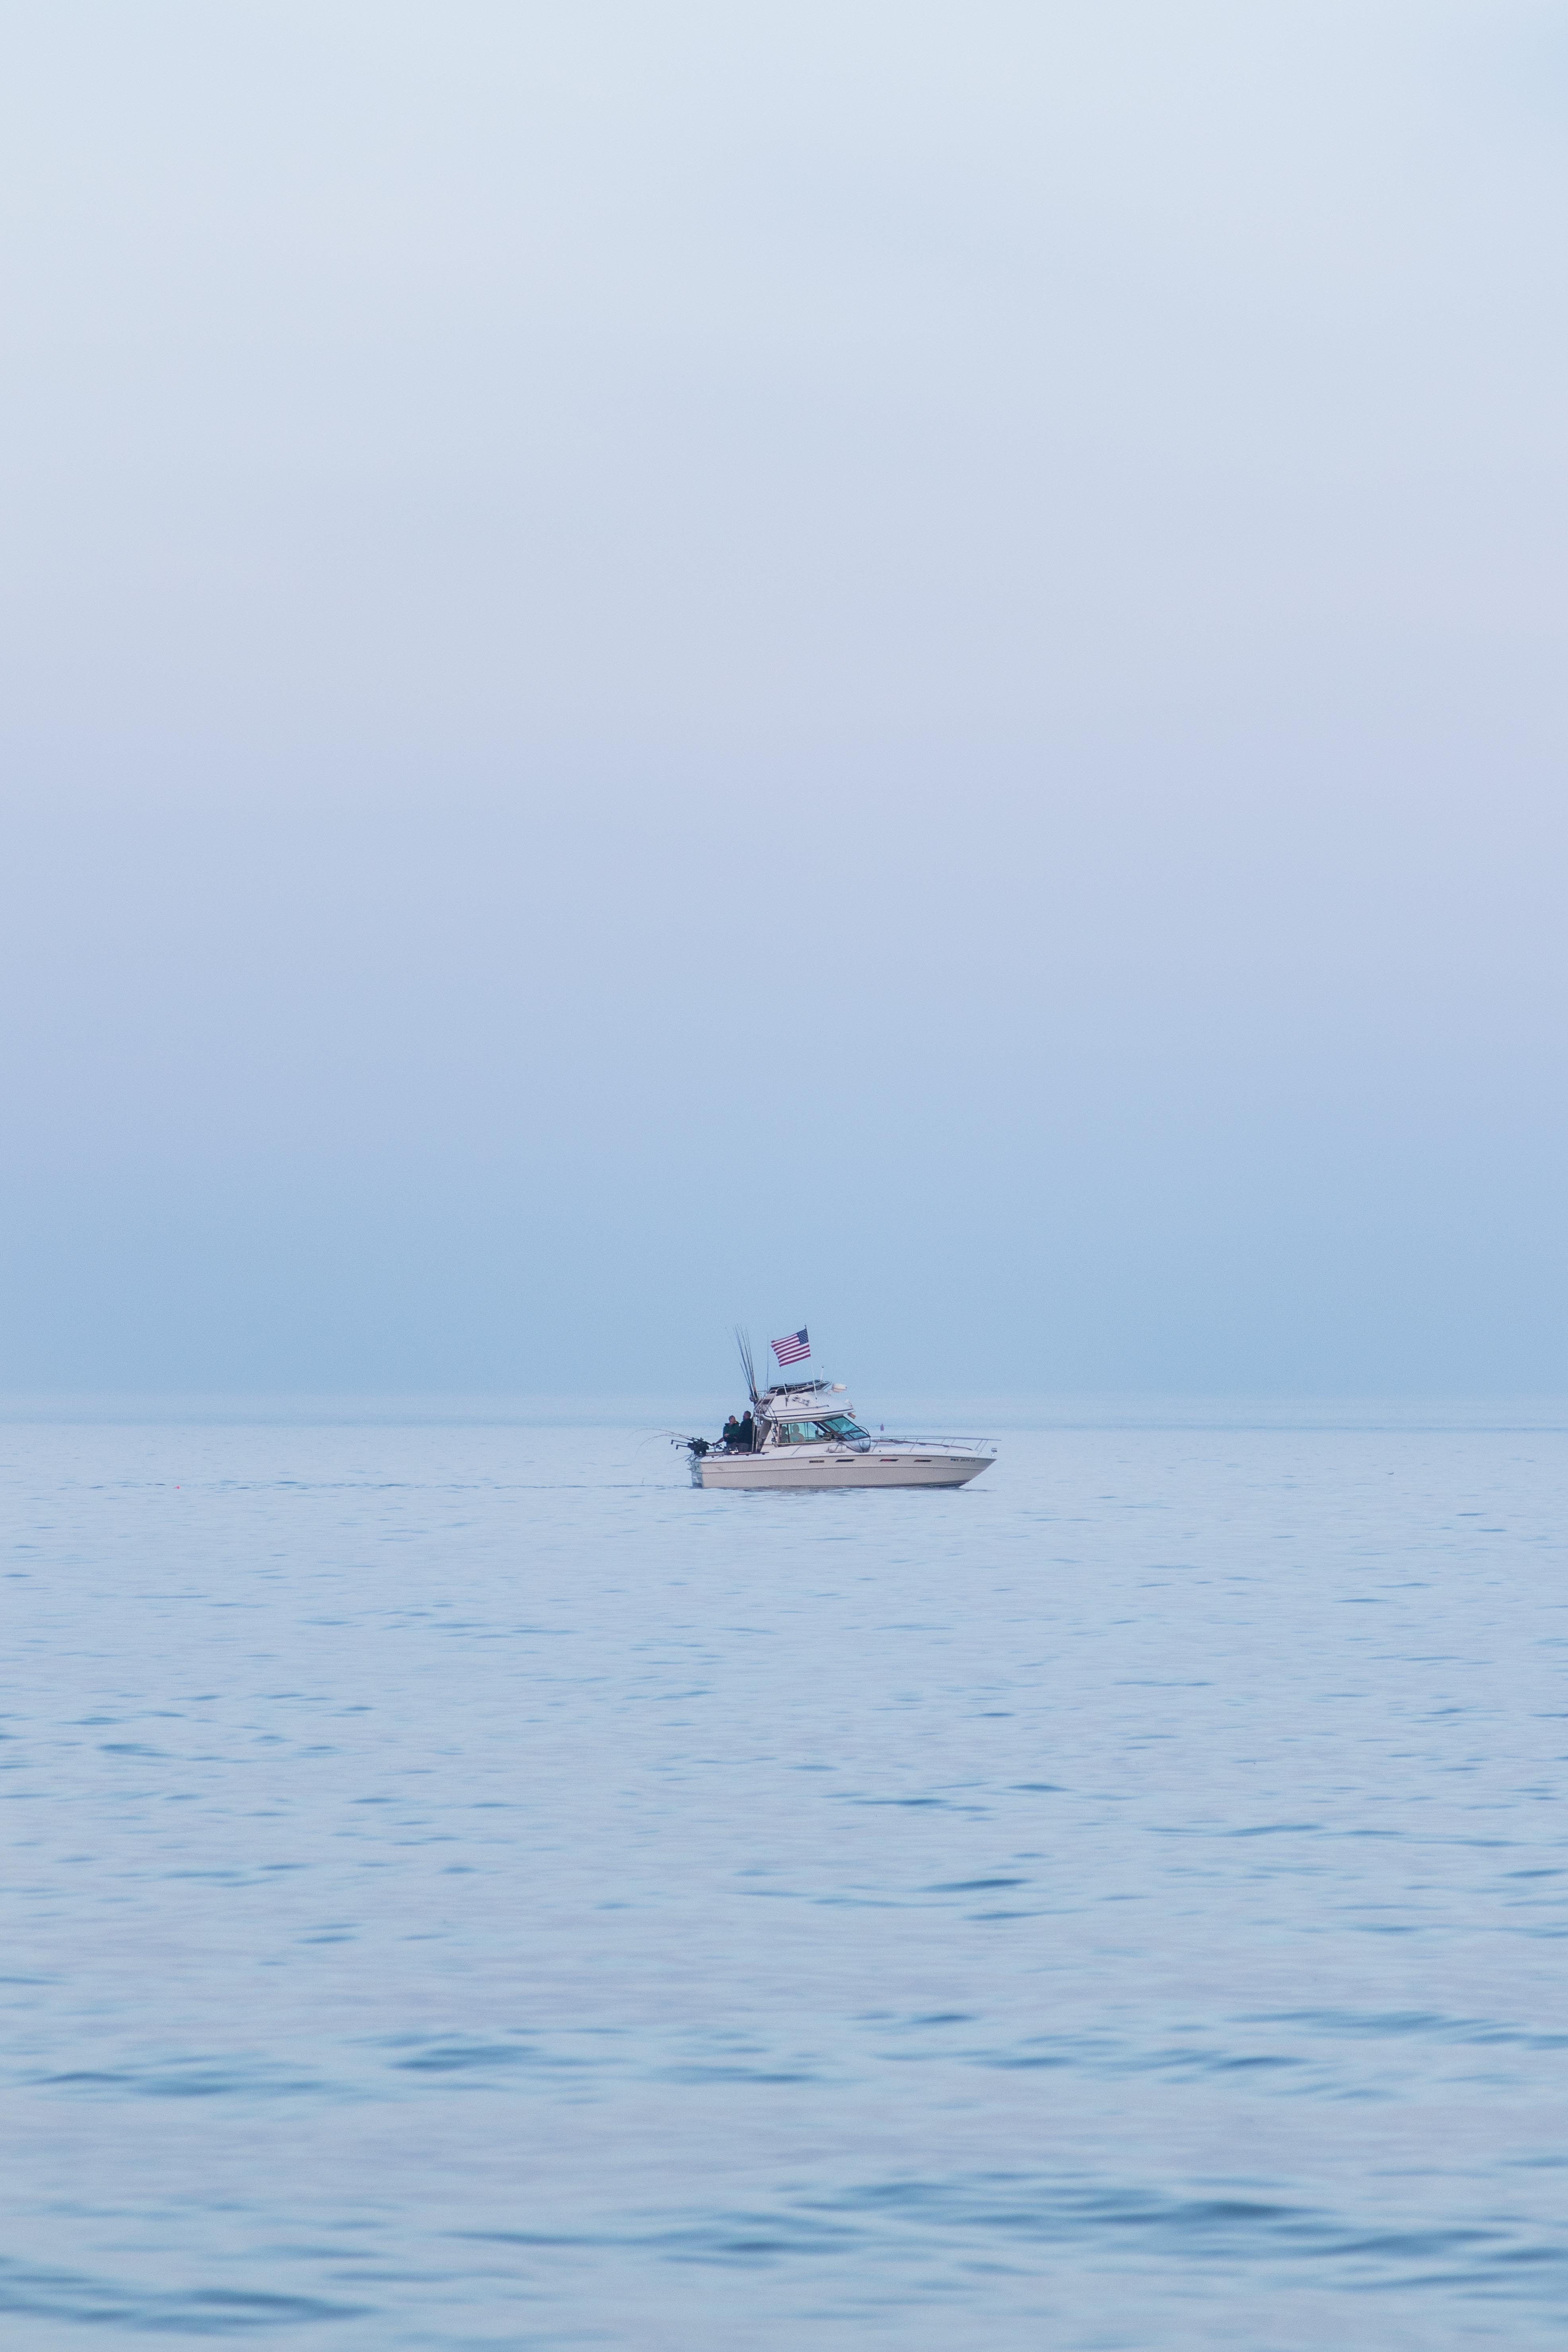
xmin=872 ymin=1433 xmax=997 ymax=1454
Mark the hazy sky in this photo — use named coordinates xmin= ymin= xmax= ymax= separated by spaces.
xmin=3 ymin=1 xmax=1566 ymax=1396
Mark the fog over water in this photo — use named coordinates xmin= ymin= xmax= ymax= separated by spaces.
xmin=6 ymin=19 xmax=1568 ymax=2342
xmin=2 ymin=2 xmax=1566 ymax=1394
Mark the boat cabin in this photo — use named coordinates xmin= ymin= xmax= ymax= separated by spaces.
xmin=757 ymin=1383 xmax=870 ymax=1446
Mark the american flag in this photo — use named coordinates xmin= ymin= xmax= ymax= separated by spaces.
xmin=771 ymin=1327 xmax=810 ymax=1366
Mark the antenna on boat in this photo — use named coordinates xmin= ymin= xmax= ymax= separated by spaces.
xmin=735 ymin=1326 xmax=760 ymax=1407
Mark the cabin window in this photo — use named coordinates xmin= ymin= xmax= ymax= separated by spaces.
xmin=781 ymin=1421 xmax=826 ymax=1443
xmin=822 ymin=1415 xmax=869 ymax=1439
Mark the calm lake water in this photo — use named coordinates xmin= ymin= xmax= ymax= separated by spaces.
xmin=4 ymin=1404 xmax=1567 ymax=2347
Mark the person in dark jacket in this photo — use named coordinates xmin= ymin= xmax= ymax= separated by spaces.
xmin=722 ymin=1415 xmax=741 ymax=1448
xmin=736 ymin=1411 xmax=755 ymax=1451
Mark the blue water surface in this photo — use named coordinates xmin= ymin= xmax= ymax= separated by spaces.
xmin=3 ymin=1405 xmax=1567 ymax=2347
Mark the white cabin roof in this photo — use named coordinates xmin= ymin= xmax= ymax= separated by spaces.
xmin=762 ymin=1384 xmax=853 ymax=1417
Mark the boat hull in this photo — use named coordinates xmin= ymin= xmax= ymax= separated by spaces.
xmin=694 ymin=1447 xmax=993 ymax=1491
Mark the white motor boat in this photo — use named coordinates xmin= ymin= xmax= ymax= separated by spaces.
xmin=678 ymin=1339 xmax=996 ymax=1491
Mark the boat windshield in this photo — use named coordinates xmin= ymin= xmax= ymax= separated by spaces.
xmin=773 ymin=1415 xmax=871 ymax=1444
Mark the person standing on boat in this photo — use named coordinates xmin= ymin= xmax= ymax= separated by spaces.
xmin=722 ymin=1414 xmax=742 ymax=1449
xmin=737 ymin=1409 xmax=755 ymax=1452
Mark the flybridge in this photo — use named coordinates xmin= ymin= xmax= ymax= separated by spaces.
xmin=762 ymin=1378 xmax=843 ymax=1404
